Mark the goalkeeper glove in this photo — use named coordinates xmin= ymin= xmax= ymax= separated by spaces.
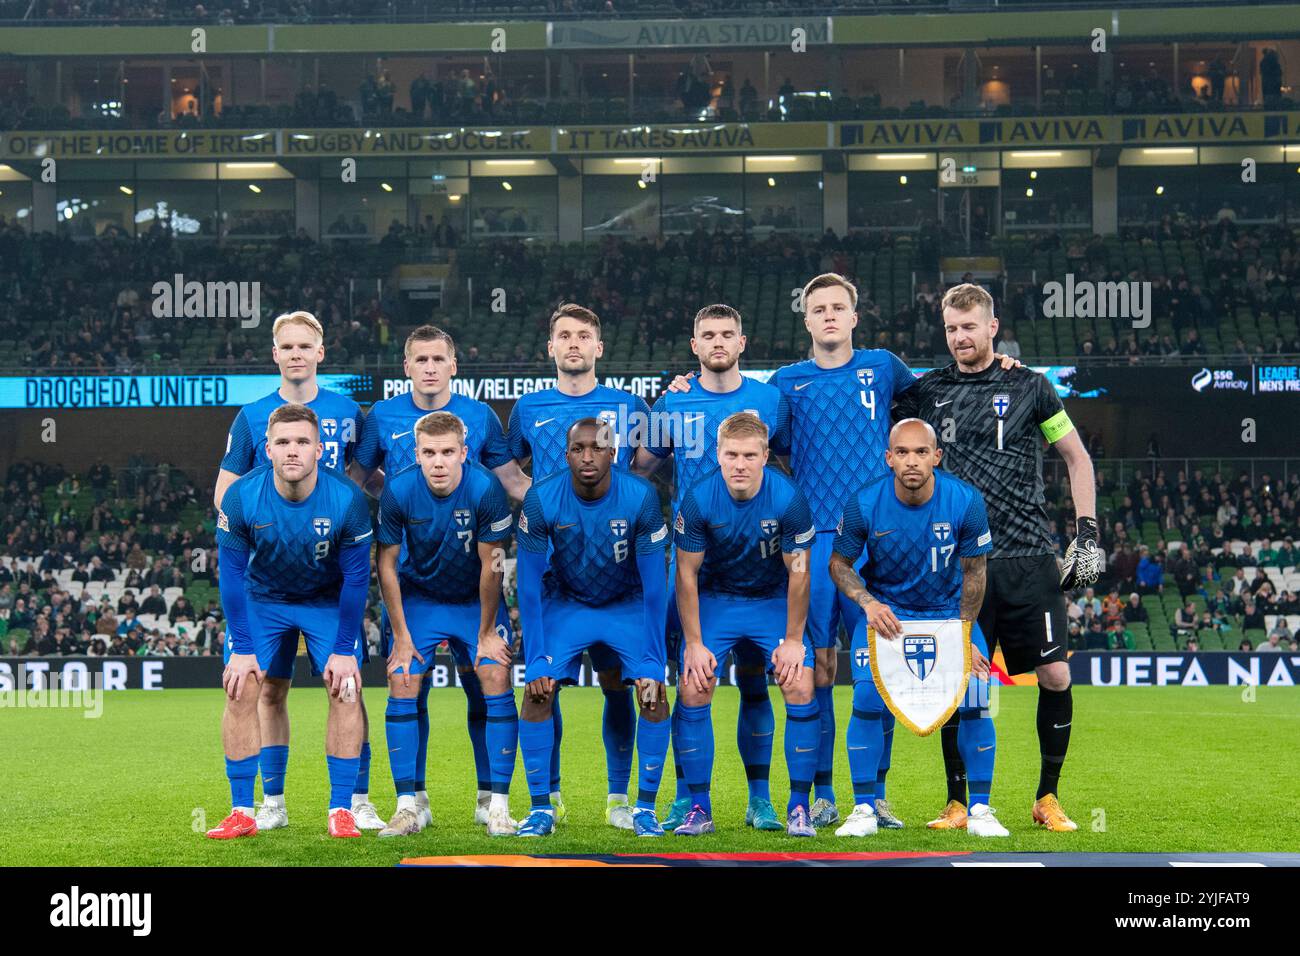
xmin=1060 ymin=516 xmax=1101 ymax=591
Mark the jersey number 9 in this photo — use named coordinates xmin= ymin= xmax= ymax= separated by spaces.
xmin=314 ymin=539 xmax=331 ymax=561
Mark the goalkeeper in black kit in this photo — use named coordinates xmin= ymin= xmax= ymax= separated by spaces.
xmin=892 ymin=283 xmax=1100 ymax=832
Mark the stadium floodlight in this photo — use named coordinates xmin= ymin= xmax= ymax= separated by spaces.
xmin=1010 ymin=151 xmax=1062 ymax=158
xmin=1143 ymin=148 xmax=1194 ymax=155
xmin=876 ymin=153 xmax=928 ymax=160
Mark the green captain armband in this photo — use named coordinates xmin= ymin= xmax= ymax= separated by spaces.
xmin=1039 ymin=409 xmax=1074 ymax=443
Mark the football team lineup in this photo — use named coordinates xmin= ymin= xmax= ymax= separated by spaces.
xmin=199 ymin=277 xmax=1108 ymax=845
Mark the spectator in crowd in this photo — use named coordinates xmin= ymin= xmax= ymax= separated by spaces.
xmin=1238 ymin=638 xmax=1254 ymax=651
xmin=1122 ymin=592 xmax=1149 ymax=624
xmin=1260 ymin=624 xmax=1289 ymax=651
xmin=1136 ymin=546 xmax=1164 ymax=595
xmin=1241 ymin=600 xmax=1265 ymax=632
xmin=140 ymin=585 xmax=167 ymax=616
xmin=1171 ymin=600 xmax=1197 ymax=641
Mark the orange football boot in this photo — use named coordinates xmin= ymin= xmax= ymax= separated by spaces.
xmin=206 ymin=810 xmax=258 ymax=840
xmin=1032 ymin=794 xmax=1079 ymax=831
xmin=328 ymin=808 xmax=363 ymax=838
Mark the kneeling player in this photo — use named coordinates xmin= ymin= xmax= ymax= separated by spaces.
xmin=208 ymin=404 xmax=373 ymax=840
xmin=673 ymin=413 xmax=819 ymax=837
xmin=514 ymin=419 xmax=671 ymax=837
xmin=828 ymin=418 xmax=1008 ymax=838
xmin=376 ymin=411 xmax=518 ymax=837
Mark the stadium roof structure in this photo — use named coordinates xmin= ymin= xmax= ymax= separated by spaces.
xmin=1 ymin=4 xmax=1299 ymax=56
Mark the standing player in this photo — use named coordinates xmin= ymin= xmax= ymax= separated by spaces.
xmin=893 ymin=283 xmax=1098 ymax=832
xmin=632 ymin=304 xmax=791 ymax=833
xmin=206 ymin=404 xmax=372 ymax=840
xmin=506 ymin=304 xmax=652 ymax=829
xmin=374 ymin=411 xmax=518 ymax=837
xmin=829 ymin=418 xmax=1008 ymax=838
xmin=513 ymin=419 xmax=671 ymax=837
xmin=672 ymin=413 xmax=819 ymax=836
xmin=356 ymin=324 xmax=529 ymax=829
xmin=212 ymin=311 xmax=381 ymax=832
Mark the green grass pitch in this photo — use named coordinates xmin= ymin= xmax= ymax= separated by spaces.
xmin=4 ymin=685 xmax=1297 ymax=865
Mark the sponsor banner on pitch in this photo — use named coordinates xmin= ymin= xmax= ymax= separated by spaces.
xmin=1068 ymin=652 xmax=1300 ymax=686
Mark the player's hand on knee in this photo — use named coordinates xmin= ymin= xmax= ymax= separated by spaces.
xmin=324 ymin=654 xmax=361 ymax=699
xmin=971 ymin=645 xmax=990 ymax=680
xmin=864 ymin=599 xmax=902 ymax=640
xmin=526 ymin=676 xmax=554 ymax=703
xmin=667 ymin=371 xmax=695 ymax=393
xmin=476 ymin=625 xmax=513 ymax=667
xmin=223 ymin=653 xmax=263 ymax=702
xmin=385 ymin=635 xmax=424 ymax=689
xmin=682 ymin=641 xmax=716 ymax=693
xmin=771 ymin=637 xmax=805 ymax=688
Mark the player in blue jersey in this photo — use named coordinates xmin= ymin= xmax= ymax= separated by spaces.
xmin=506 ymin=303 xmax=653 ymax=829
xmin=207 ymin=403 xmax=374 ymax=840
xmin=631 ymin=304 xmax=792 ymax=833
xmin=671 ymin=412 xmax=819 ymax=836
xmin=513 ymin=418 xmax=671 ymax=838
xmin=355 ymin=325 xmax=530 ymax=830
xmin=211 ymin=310 xmax=381 ymax=833
xmin=828 ymin=418 xmax=1008 ymax=838
xmin=374 ymin=411 xmax=519 ymax=837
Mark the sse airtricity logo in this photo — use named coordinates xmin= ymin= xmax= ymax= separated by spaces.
xmin=1191 ymin=368 xmax=1213 ymax=392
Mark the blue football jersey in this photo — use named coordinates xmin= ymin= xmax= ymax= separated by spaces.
xmin=220 ymin=387 xmax=362 ymax=475
xmin=832 ymin=470 xmax=992 ymax=618
xmin=675 ymin=466 xmax=814 ymax=599
xmin=771 ymin=349 xmax=916 ymax=532
xmin=377 ymin=462 xmax=514 ymax=604
xmin=646 ymin=377 xmax=790 ymax=517
xmin=517 ymin=469 xmax=668 ymax=607
xmin=356 ymin=390 xmax=512 ymax=476
xmin=507 ymin=385 xmax=651 ymax=480
xmin=216 ymin=465 xmax=374 ymax=603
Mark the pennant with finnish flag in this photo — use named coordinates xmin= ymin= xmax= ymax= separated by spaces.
xmin=869 ymin=618 xmax=972 ymax=736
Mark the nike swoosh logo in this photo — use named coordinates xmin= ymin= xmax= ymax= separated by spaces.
xmin=847 ymin=745 xmax=868 ymax=751
xmin=556 ymin=522 xmax=576 ymax=530
xmin=752 ymin=731 xmax=774 ymax=737
xmin=534 ymin=418 xmax=555 ymax=427
xmin=874 ymin=529 xmax=895 ymax=537
xmin=388 ymin=748 xmax=401 ymax=753
xmin=678 ymin=747 xmax=698 ymax=754
xmin=709 ymin=521 xmax=727 ymax=528
xmin=935 ymin=399 xmax=953 ymax=408
xmin=390 ymin=430 xmax=411 ymax=441
xmin=500 ymin=748 xmax=514 ymax=756
xmin=793 ymin=382 xmax=812 ymax=391
xmin=977 ymin=744 xmax=994 ymax=752
xmin=795 ymin=746 xmax=815 ymax=753
xmin=645 ymin=764 xmax=660 ymax=771
xmin=407 ymin=517 xmax=430 ymax=525
xmin=254 ymin=522 xmax=273 ymax=529
xmin=1040 ymin=648 xmax=1059 ymax=657
xmin=1053 ymin=722 xmax=1071 ymax=730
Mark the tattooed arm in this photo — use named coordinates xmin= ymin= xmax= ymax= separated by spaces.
xmin=829 ymin=551 xmax=902 ymax=640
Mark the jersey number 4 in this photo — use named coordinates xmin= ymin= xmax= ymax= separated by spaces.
xmin=857 ymin=370 xmax=877 ymax=419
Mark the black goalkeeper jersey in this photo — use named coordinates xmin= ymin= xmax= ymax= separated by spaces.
xmin=892 ymin=362 xmax=1072 ymax=560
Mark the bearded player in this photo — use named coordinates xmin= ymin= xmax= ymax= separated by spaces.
xmin=506 ymin=304 xmax=653 ymax=829
xmin=829 ymin=418 xmax=1007 ymax=838
xmin=893 ymin=283 xmax=1098 ymax=832
xmin=213 ymin=311 xmax=379 ymax=832
xmin=632 ymin=304 xmax=791 ymax=833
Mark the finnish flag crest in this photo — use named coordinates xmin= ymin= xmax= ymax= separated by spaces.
xmin=312 ymin=517 xmax=332 ymax=536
